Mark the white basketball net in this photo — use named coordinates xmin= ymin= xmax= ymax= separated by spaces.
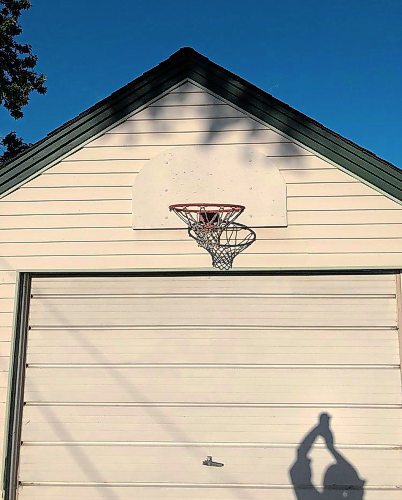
xmin=169 ymin=204 xmax=256 ymax=270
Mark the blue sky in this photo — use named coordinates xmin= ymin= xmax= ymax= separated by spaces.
xmin=1 ymin=0 xmax=401 ymax=166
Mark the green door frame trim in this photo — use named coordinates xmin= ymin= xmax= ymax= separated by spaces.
xmin=2 ymin=269 xmax=401 ymax=499
xmin=3 ymin=273 xmax=31 ymax=500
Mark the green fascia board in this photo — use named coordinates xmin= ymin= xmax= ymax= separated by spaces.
xmin=0 ymin=50 xmax=190 ymax=196
xmin=185 ymin=55 xmax=402 ymax=201
xmin=0 ymin=47 xmax=401 ymax=201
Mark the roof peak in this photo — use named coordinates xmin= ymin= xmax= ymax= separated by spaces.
xmin=0 ymin=48 xmax=400 ymax=201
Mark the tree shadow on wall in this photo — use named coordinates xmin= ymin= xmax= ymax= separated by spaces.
xmin=290 ymin=413 xmax=366 ymax=499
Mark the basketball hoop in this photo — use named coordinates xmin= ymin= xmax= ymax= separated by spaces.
xmin=189 ymin=222 xmax=256 ymax=270
xmin=169 ymin=203 xmax=244 ymax=229
xmin=169 ymin=203 xmax=256 ymax=270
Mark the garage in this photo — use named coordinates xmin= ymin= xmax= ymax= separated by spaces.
xmin=12 ymin=273 xmax=401 ymax=499
xmin=1 ymin=49 xmax=402 ymax=499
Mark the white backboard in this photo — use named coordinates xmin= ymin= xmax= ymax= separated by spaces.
xmin=132 ymin=146 xmax=287 ymax=229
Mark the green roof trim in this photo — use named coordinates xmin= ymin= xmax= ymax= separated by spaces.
xmin=1 ymin=47 xmax=401 ymax=200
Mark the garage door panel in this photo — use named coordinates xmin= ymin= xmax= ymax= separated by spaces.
xmin=21 ymin=406 xmax=402 ymax=445
xmin=31 ymin=274 xmax=397 ymax=295
xmin=17 ymin=273 xmax=401 ymax=498
xmin=19 ymin=445 xmax=402 ymax=485
xmin=30 ymin=296 xmax=395 ymax=307
xmin=26 ymin=329 xmax=400 ymax=365
xmin=27 ymin=328 xmax=398 ymax=345
xmin=17 ymin=486 xmax=402 ymax=500
xmin=24 ymin=367 xmax=401 ymax=405
xmin=25 ymin=348 xmax=399 ymax=365
xmin=29 ymin=296 xmax=396 ymax=328
xmin=23 ymin=391 xmax=400 ymax=405
xmin=21 ymin=424 xmax=402 ymax=446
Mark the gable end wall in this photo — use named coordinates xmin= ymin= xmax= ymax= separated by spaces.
xmin=0 ymin=82 xmax=401 ymax=490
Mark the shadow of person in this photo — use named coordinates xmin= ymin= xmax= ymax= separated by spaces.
xmin=290 ymin=413 xmax=365 ymax=499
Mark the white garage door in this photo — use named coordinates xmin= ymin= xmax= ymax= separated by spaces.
xmin=18 ymin=274 xmax=402 ymax=499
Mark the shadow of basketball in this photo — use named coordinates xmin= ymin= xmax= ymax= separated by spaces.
xmin=290 ymin=413 xmax=366 ymax=499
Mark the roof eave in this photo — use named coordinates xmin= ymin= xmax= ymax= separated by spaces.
xmin=0 ymin=49 xmax=192 ymax=196
xmin=185 ymin=53 xmax=402 ymax=201
xmin=0 ymin=47 xmax=400 ymax=201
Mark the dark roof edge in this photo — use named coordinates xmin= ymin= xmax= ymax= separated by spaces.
xmin=0 ymin=47 xmax=401 ymax=201
xmin=184 ymin=50 xmax=402 ymax=201
xmin=0 ymin=49 xmax=191 ymax=195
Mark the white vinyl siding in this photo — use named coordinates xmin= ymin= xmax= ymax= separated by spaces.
xmin=0 ymin=271 xmax=17 ymax=449
xmin=0 ymin=81 xmax=401 ymax=273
